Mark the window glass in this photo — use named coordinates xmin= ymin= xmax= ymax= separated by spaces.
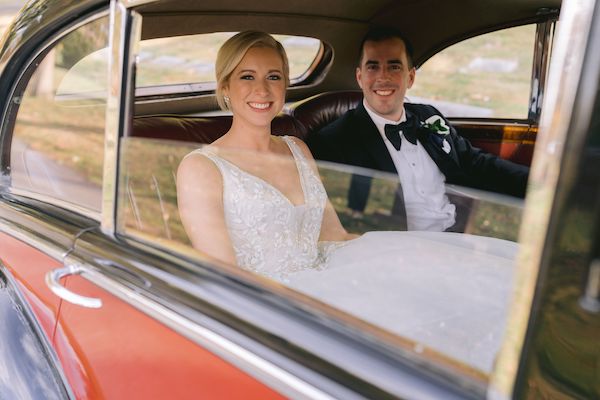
xmin=8 ymin=17 xmax=109 ymax=211
xmin=409 ymin=25 xmax=535 ymax=119
xmin=118 ymin=135 xmax=523 ymax=376
xmin=136 ymin=32 xmax=321 ymax=89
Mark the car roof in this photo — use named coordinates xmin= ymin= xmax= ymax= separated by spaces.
xmin=135 ymin=0 xmax=561 ymax=66
xmin=0 ymin=0 xmax=561 ymax=108
xmin=1 ymin=0 xmax=561 ymax=70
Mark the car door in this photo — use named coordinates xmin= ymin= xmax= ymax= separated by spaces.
xmin=55 ymin=233 xmax=285 ymax=399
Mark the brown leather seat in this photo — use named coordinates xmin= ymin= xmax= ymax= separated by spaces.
xmin=131 ymin=113 xmax=307 ymax=143
xmin=287 ymin=90 xmax=363 ymax=138
xmin=130 ymin=91 xmax=362 ymax=144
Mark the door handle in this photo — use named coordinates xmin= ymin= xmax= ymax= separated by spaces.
xmin=45 ymin=264 xmax=102 ymax=308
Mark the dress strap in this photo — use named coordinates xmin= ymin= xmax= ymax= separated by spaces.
xmin=281 ymin=136 xmax=303 ymax=159
xmin=184 ymin=147 xmax=232 ymax=181
xmin=281 ymin=136 xmax=313 ymax=175
xmin=281 ymin=135 xmax=324 ymax=208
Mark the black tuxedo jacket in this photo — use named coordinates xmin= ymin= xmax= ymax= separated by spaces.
xmin=307 ymin=102 xmax=529 ymax=199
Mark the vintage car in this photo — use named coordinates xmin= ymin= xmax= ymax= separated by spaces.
xmin=0 ymin=0 xmax=598 ymax=398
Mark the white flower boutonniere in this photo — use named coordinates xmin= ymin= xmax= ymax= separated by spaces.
xmin=422 ymin=115 xmax=450 ymax=135
xmin=420 ymin=115 xmax=452 ymax=154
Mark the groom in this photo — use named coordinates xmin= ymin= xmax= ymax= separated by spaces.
xmin=307 ymin=26 xmax=529 ymax=231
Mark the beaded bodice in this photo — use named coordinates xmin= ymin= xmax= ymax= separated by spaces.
xmin=193 ymin=136 xmax=333 ymax=280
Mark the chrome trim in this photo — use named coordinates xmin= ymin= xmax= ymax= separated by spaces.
xmin=121 ymin=10 xmax=142 ymax=140
xmin=0 ymin=211 xmax=70 ymax=262
xmin=0 ymin=263 xmax=75 ymax=400
xmin=135 ymin=82 xmax=216 ymax=98
xmin=102 ymin=0 xmax=130 ymax=235
xmin=7 ymin=188 xmax=101 ymax=221
xmin=45 ymin=264 xmax=103 ymax=308
xmin=488 ymin=0 xmax=597 ymax=398
xmin=528 ymin=20 xmax=555 ymax=122
xmin=67 ymin=258 xmax=335 ymax=400
xmin=115 ymin=10 xmax=143 ymax=234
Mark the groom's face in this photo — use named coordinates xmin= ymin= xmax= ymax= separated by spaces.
xmin=356 ymin=38 xmax=415 ymax=121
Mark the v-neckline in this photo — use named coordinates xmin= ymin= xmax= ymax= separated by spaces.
xmin=207 ymin=137 xmax=307 ymax=208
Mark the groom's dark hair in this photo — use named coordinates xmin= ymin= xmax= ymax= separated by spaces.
xmin=357 ymin=26 xmax=415 ymax=69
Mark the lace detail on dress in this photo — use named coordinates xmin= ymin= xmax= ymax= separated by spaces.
xmin=190 ymin=136 xmax=331 ymax=281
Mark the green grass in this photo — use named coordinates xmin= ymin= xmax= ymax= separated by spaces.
xmin=14 ymin=97 xmax=106 ymax=185
xmin=410 ymin=25 xmax=535 ymax=118
xmin=136 ymin=32 xmax=321 ymax=87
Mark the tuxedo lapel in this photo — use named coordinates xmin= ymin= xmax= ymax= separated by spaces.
xmin=415 ymin=121 xmax=463 ymax=180
xmin=352 ymin=104 xmax=397 ymax=173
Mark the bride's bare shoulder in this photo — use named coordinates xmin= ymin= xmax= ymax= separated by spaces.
xmin=177 ymin=149 xmax=223 ymax=190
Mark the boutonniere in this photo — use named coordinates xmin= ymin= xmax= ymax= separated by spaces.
xmin=421 ymin=115 xmax=450 ymax=135
xmin=420 ymin=115 xmax=452 ymax=154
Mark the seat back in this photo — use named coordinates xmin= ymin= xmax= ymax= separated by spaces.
xmin=131 ymin=113 xmax=307 ymax=143
xmin=287 ymin=90 xmax=363 ymax=138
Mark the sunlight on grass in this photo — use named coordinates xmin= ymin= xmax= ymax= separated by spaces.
xmin=411 ymin=25 xmax=535 ymax=118
xmin=136 ymin=32 xmax=321 ymax=87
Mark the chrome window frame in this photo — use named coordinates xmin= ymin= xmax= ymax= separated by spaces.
xmin=528 ymin=18 xmax=557 ymax=123
xmin=101 ymin=0 xmax=140 ymax=235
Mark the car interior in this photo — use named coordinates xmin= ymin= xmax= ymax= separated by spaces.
xmin=115 ymin=0 xmax=559 ymax=246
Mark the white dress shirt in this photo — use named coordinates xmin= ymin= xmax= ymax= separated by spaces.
xmin=363 ymin=100 xmax=456 ymax=231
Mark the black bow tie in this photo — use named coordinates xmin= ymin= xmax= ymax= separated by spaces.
xmin=384 ymin=118 xmax=418 ymax=150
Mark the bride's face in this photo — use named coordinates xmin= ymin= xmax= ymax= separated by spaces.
xmin=224 ymin=46 xmax=286 ymax=129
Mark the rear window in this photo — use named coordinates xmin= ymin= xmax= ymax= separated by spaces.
xmin=135 ymin=32 xmax=322 ymax=90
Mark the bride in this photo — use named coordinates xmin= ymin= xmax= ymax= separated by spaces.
xmin=177 ymin=31 xmax=519 ymax=373
xmin=177 ymin=31 xmax=357 ymax=280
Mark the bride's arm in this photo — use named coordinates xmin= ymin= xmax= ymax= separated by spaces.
xmin=176 ymin=153 xmax=238 ymax=265
xmin=290 ymin=137 xmax=359 ymax=241
xmin=321 ymin=200 xmax=361 ymax=241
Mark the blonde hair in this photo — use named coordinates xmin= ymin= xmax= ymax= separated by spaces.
xmin=215 ymin=31 xmax=290 ymax=110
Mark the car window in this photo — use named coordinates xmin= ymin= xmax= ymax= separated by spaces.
xmin=409 ymin=24 xmax=536 ymax=119
xmin=7 ymin=16 xmax=109 ymax=212
xmin=117 ymin=135 xmax=523 ymax=376
xmin=135 ymin=32 xmax=322 ymax=91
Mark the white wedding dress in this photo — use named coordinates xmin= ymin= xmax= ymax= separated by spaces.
xmin=194 ymin=136 xmax=345 ymax=280
xmin=191 ymin=135 xmax=518 ymax=373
